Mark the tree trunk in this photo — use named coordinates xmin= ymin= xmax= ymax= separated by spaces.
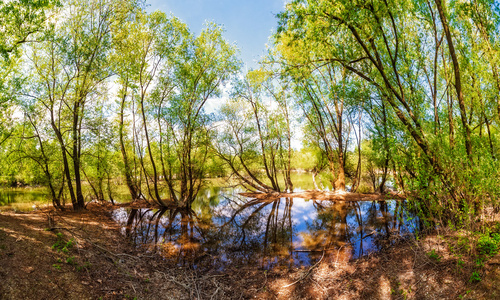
xmin=140 ymin=97 xmax=163 ymax=206
xmin=435 ymin=0 xmax=472 ymax=162
xmin=50 ymin=112 xmax=78 ymax=209
xmin=72 ymin=102 xmax=85 ymax=210
xmin=119 ymin=85 xmax=139 ymax=200
xmin=335 ymin=151 xmax=346 ymax=191
xmin=312 ymin=168 xmax=320 ymax=191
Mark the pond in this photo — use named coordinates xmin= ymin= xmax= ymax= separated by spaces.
xmin=0 ymin=182 xmax=132 ymax=212
xmin=0 ymin=187 xmax=50 ymax=212
xmin=0 ymin=174 xmax=418 ymax=269
xmin=112 ymin=185 xmax=417 ymax=270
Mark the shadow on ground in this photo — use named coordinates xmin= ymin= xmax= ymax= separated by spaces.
xmin=0 ymin=204 xmax=490 ymax=299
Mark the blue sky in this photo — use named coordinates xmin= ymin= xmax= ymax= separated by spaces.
xmin=147 ymin=0 xmax=285 ymax=69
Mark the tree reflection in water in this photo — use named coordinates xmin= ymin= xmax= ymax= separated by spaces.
xmin=304 ymin=200 xmax=412 ymax=264
xmin=113 ymin=193 xmax=417 ymax=270
xmin=123 ymin=207 xmax=210 ymax=266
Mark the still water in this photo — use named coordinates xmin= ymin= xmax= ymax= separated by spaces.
xmin=112 ymin=186 xmax=417 ymax=270
xmin=0 ymin=174 xmax=417 ymax=269
xmin=0 ymin=187 xmax=50 ymax=211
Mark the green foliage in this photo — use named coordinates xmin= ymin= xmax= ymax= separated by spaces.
xmin=390 ymin=281 xmax=410 ymax=299
xmin=427 ymin=249 xmax=441 ymax=262
xmin=292 ymin=145 xmax=326 ymax=171
xmin=274 ymin=0 xmax=500 ymax=233
xmin=65 ymin=256 xmax=76 ymax=265
xmin=458 ymin=290 xmax=472 ymax=299
xmin=457 ymin=234 xmax=473 ymax=255
xmin=356 ymin=184 xmax=373 ymax=194
xmin=477 ymin=232 xmax=500 ymax=256
xmin=51 ymin=233 xmax=74 ymax=254
xmin=0 ymin=0 xmax=59 ymax=60
xmin=76 ymin=261 xmax=91 ymax=272
xmin=0 ymin=0 xmax=499 ymax=266
xmin=469 ymin=271 xmax=481 ymax=283
xmin=113 ymin=8 xmax=240 ymax=205
xmin=215 ymin=67 xmax=295 ymax=193
xmin=475 ymin=257 xmax=485 ymax=268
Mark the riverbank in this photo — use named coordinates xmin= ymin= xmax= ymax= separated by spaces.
xmin=240 ymin=190 xmax=405 ymax=201
xmin=0 ymin=203 xmax=495 ymax=299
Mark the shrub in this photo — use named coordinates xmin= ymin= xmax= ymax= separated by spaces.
xmin=477 ymin=233 xmax=500 ymax=256
xmin=469 ymin=271 xmax=481 ymax=283
xmin=427 ymin=249 xmax=441 ymax=261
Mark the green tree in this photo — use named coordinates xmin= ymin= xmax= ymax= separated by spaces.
xmin=114 ymin=13 xmax=239 ymax=207
xmin=0 ymin=0 xmax=58 ymax=152
xmin=23 ymin=0 xmax=131 ymax=210
xmin=158 ymin=22 xmax=240 ymax=207
xmin=112 ymin=9 xmax=190 ymax=205
xmin=216 ymin=68 xmax=294 ymax=193
xmin=275 ymin=0 xmax=500 ymax=224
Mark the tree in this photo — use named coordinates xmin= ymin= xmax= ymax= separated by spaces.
xmin=216 ymin=69 xmax=294 ymax=193
xmin=157 ymin=22 xmax=240 ymax=207
xmin=275 ymin=0 xmax=500 ymax=224
xmin=112 ymin=10 xmax=190 ymax=205
xmin=287 ymin=62 xmax=363 ymax=191
xmin=0 ymin=0 xmax=58 ymax=150
xmin=0 ymin=0 xmax=58 ymax=59
xmin=114 ymin=13 xmax=239 ymax=207
xmin=23 ymin=0 xmax=130 ymax=210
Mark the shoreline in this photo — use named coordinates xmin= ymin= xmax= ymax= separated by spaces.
xmin=0 ymin=203 xmax=494 ymax=299
xmin=239 ymin=190 xmax=405 ymax=201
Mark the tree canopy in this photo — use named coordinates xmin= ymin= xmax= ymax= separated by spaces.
xmin=0 ymin=0 xmax=499 ymax=232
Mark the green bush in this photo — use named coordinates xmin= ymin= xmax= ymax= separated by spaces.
xmin=457 ymin=234 xmax=473 ymax=254
xmin=356 ymin=183 xmax=372 ymax=194
xmin=51 ymin=233 xmax=74 ymax=253
xmin=477 ymin=233 xmax=500 ymax=256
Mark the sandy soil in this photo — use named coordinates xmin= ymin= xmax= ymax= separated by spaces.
xmin=0 ymin=202 xmax=496 ymax=299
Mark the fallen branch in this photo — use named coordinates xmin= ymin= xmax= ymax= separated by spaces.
xmin=293 ymin=248 xmax=337 ymax=252
xmin=283 ymin=250 xmax=325 ymax=288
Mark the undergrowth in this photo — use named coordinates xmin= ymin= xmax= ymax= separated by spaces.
xmin=443 ymin=224 xmax=500 ymax=284
xmin=51 ymin=232 xmax=90 ymax=272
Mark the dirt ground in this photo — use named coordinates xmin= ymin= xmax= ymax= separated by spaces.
xmin=0 ymin=203 xmax=497 ymax=299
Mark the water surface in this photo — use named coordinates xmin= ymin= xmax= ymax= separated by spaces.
xmin=0 ymin=174 xmax=417 ymax=270
xmin=0 ymin=187 xmax=50 ymax=211
xmin=113 ymin=186 xmax=417 ymax=270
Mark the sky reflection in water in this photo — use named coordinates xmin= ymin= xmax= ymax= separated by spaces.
xmin=112 ymin=187 xmax=417 ymax=269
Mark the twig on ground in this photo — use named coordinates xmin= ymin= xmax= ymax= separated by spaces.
xmin=52 ymin=224 xmax=139 ymax=261
xmin=210 ymin=285 xmax=220 ymax=300
xmin=129 ymin=282 xmax=137 ymax=295
xmin=283 ymin=250 xmax=325 ymax=288
xmin=157 ymin=270 xmax=191 ymax=291
xmin=256 ymin=270 xmax=268 ymax=293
